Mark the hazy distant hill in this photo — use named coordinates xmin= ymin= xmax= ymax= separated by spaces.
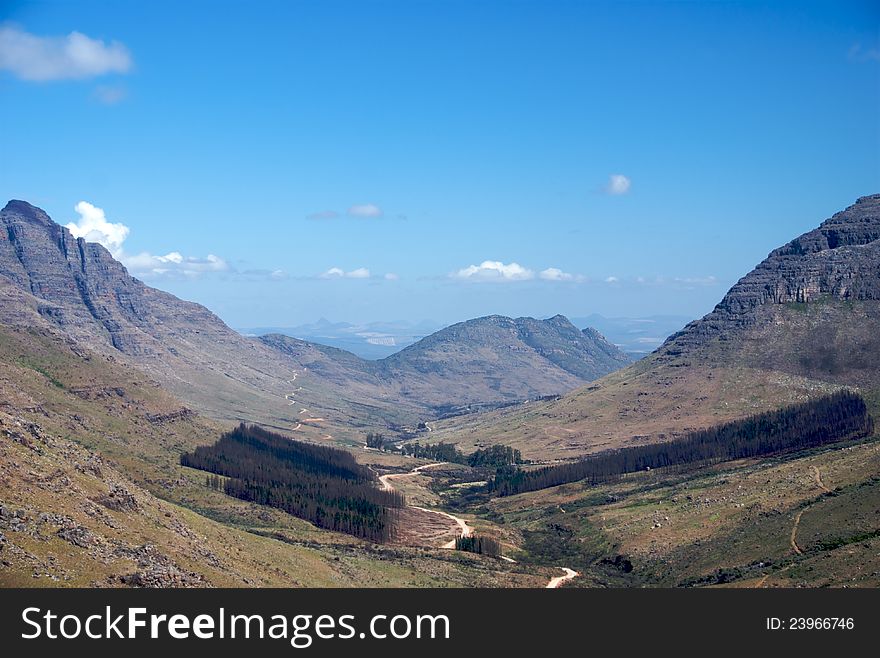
xmin=433 ymin=194 xmax=880 ymax=459
xmin=238 ymin=318 xmax=443 ymax=359
xmin=569 ymin=314 xmax=693 ymax=357
xmin=260 ymin=314 xmax=631 ymax=416
xmin=243 ymin=315 xmax=689 ymax=360
xmin=381 ymin=314 xmax=631 ymax=403
xmin=0 ymin=200 xmax=630 ymax=435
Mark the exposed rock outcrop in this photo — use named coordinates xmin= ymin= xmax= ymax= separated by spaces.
xmin=0 ymin=199 xmax=632 ymax=430
xmin=665 ymin=194 xmax=880 ymax=349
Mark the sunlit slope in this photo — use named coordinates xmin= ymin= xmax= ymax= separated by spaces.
xmin=0 ymin=200 xmax=630 ymax=444
xmin=434 ymin=195 xmax=880 ymax=459
xmin=0 ymin=325 xmax=542 ymax=587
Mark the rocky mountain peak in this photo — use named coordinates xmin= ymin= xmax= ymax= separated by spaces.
xmin=664 ymin=194 xmax=880 ymax=352
xmin=774 ymin=193 xmax=880 ymax=256
xmin=1 ymin=200 xmax=56 ymax=227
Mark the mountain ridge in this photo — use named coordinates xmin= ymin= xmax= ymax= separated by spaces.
xmin=0 ymin=199 xmax=630 ymax=435
xmin=432 ymin=194 xmax=880 ymax=459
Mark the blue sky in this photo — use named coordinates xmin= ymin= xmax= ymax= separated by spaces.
xmin=1 ymin=0 xmax=878 ymax=327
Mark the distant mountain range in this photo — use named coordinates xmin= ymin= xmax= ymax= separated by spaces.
xmin=0 ymin=200 xmax=630 ymax=435
xmin=238 ymin=318 xmax=444 ymax=359
xmin=260 ymin=314 xmax=631 ymax=417
xmin=239 ymin=314 xmax=690 ymax=360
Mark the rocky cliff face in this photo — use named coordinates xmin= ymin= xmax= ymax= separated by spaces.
xmin=0 ymin=200 xmax=631 ymax=433
xmin=433 ymin=194 xmax=880 ymax=459
xmin=0 ymin=200 xmax=306 ymax=427
xmin=0 ymin=200 xmax=229 ymax=355
xmin=665 ymin=194 xmax=880 ymax=350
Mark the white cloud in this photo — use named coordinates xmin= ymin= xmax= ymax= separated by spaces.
xmin=605 ymin=174 xmax=631 ymax=195
xmin=66 ymin=201 xmax=129 ymax=256
xmin=319 ymin=267 xmax=371 ymax=279
xmin=384 ymin=272 xmax=400 ymax=280
xmin=539 ymin=267 xmax=584 ymax=282
xmin=452 ymin=260 xmax=535 ymax=282
xmin=604 ymin=276 xmax=619 ymax=283
xmin=0 ymin=24 xmax=132 ymax=81
xmin=124 ymin=251 xmax=229 ymax=278
xmin=347 ymin=203 xmax=383 ymax=218
xmin=65 ymin=200 xmax=229 ymax=279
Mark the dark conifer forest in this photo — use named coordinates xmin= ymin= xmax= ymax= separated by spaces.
xmin=369 ymin=435 xmax=523 ymax=468
xmin=489 ymin=391 xmax=874 ymax=497
xmin=181 ymin=424 xmax=404 ymax=542
xmin=455 ymin=534 xmax=502 ymax=557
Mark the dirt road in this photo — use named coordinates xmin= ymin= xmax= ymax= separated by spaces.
xmin=812 ymin=465 xmax=832 ymax=493
xmin=378 ymin=462 xmax=578 ymax=586
xmin=378 ymin=463 xmax=473 ymax=548
xmin=790 ymin=465 xmax=832 ymax=555
xmin=790 ymin=508 xmax=806 ymax=555
xmin=408 ymin=506 xmax=472 ymax=549
xmin=377 ymin=462 xmax=447 ymax=492
xmin=546 ymin=567 xmax=579 ymax=588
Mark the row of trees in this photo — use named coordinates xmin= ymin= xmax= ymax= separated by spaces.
xmin=365 ymin=432 xmax=389 ymax=450
xmin=467 ymin=444 xmax=523 ymax=468
xmin=182 ymin=424 xmax=404 ymax=542
xmin=489 ymin=391 xmax=874 ymax=497
xmin=368 ymin=433 xmax=524 ymax=468
xmin=204 ymin=474 xmax=224 ymax=491
xmin=455 ymin=534 xmax=502 ymax=557
xmin=399 ymin=441 xmax=463 ymax=462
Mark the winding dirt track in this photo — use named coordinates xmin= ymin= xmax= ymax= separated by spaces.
xmin=546 ymin=567 xmax=579 ymax=588
xmin=812 ymin=465 xmax=832 ymax=493
xmin=378 ymin=462 xmax=474 ymax=548
xmin=378 ymin=462 xmax=578 ymax=587
xmin=790 ymin=465 xmax=831 ymax=556
xmin=790 ymin=509 xmax=806 ymax=555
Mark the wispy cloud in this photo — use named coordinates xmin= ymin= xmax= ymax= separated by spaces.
xmin=450 ymin=261 xmax=590 ymax=283
xmin=384 ymin=272 xmax=400 ymax=281
xmin=318 ymin=267 xmax=371 ymax=279
xmin=451 ymin=260 xmax=535 ymax=282
xmin=848 ymin=43 xmax=880 ymax=62
xmin=347 ymin=203 xmax=383 ymax=218
xmin=605 ymin=174 xmax=631 ymax=195
xmin=240 ymin=268 xmax=288 ymax=280
xmin=65 ymin=201 xmax=230 ymax=279
xmin=539 ymin=267 xmax=584 ymax=282
xmin=602 ymin=274 xmax=718 ymax=287
xmin=124 ymin=251 xmax=230 ymax=278
xmin=0 ymin=24 xmax=132 ymax=81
